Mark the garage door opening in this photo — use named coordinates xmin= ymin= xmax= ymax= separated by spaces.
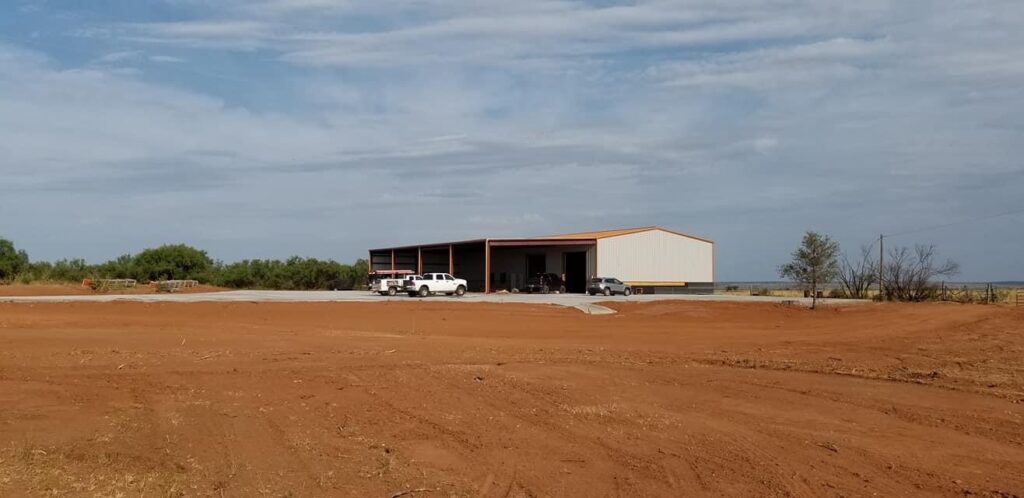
xmin=526 ymin=253 xmax=546 ymax=277
xmin=563 ymin=251 xmax=587 ymax=293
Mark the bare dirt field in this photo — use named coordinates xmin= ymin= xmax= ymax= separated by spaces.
xmin=0 ymin=301 xmax=1022 ymax=497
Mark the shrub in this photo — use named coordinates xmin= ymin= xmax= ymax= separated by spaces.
xmin=132 ymin=244 xmax=213 ymax=281
xmin=211 ymin=257 xmax=363 ymax=290
xmin=0 ymin=238 xmax=30 ymax=282
xmin=94 ymin=254 xmax=136 ymax=279
xmin=47 ymin=259 xmax=91 ymax=282
xmin=0 ymin=236 xmax=368 ymax=290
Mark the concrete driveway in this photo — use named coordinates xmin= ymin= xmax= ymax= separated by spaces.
xmin=0 ymin=290 xmax=866 ymax=313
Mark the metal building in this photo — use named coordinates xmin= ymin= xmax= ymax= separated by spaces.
xmin=368 ymin=226 xmax=714 ymax=294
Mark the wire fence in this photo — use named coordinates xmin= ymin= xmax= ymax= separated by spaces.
xmin=82 ymin=279 xmax=138 ymax=291
xmin=936 ymin=283 xmax=1006 ymax=304
xmin=717 ymin=282 xmax=1023 ymax=304
xmin=150 ymin=280 xmax=200 ymax=293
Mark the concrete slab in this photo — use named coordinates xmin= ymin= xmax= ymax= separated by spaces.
xmin=0 ymin=290 xmax=868 ymax=311
xmin=573 ymin=303 xmax=618 ymax=315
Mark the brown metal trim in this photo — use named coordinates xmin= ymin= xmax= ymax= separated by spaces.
xmin=368 ymin=227 xmax=713 ymax=253
xmin=641 ymin=227 xmax=715 ymax=245
xmin=369 ymin=239 xmax=487 ymax=253
xmin=390 ymin=250 xmax=395 ymax=271
xmin=488 ymin=239 xmax=596 ymax=248
xmin=484 ymin=240 xmax=491 ymax=294
xmin=448 ymin=244 xmax=454 ymax=274
xmin=624 ymin=281 xmax=688 ymax=286
xmin=417 ymin=247 xmax=423 ymax=275
xmin=536 ymin=226 xmax=715 ymax=244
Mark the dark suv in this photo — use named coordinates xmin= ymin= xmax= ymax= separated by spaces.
xmin=522 ymin=273 xmax=566 ymax=294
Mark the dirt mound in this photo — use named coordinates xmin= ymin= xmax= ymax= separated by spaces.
xmin=1 ymin=301 xmax=1022 ymax=497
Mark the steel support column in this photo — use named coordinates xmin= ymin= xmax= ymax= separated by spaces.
xmin=484 ymin=240 xmax=491 ymax=294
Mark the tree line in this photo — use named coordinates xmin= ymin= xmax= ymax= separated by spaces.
xmin=779 ymin=231 xmax=960 ymax=308
xmin=0 ymin=238 xmax=368 ymax=291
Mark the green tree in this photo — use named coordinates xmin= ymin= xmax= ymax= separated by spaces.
xmin=48 ymin=259 xmax=91 ymax=282
xmin=132 ymin=244 xmax=213 ymax=281
xmin=95 ymin=254 xmax=136 ymax=279
xmin=350 ymin=258 xmax=369 ymax=290
xmin=0 ymin=238 xmax=30 ymax=282
xmin=779 ymin=231 xmax=840 ymax=309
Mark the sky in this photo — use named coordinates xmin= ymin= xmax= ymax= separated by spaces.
xmin=1 ymin=0 xmax=1022 ymax=281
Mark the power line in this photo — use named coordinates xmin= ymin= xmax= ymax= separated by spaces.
xmin=861 ymin=207 xmax=1024 ymax=298
xmin=883 ymin=206 xmax=1024 ymax=239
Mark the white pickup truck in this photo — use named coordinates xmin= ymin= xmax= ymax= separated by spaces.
xmin=369 ymin=270 xmax=417 ymax=296
xmin=406 ymin=273 xmax=468 ymax=297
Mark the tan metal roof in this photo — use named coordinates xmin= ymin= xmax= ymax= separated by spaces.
xmin=370 ymin=226 xmax=713 ymax=252
xmin=536 ymin=226 xmax=713 ymax=244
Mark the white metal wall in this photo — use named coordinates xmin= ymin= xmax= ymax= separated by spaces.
xmin=596 ymin=229 xmax=713 ymax=283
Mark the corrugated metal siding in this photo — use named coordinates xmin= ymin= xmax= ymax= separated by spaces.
xmin=596 ymin=229 xmax=713 ymax=283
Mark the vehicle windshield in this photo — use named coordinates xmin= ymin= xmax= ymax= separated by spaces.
xmin=590 ymin=278 xmax=603 ymax=283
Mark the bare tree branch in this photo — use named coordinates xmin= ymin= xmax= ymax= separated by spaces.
xmin=882 ymin=244 xmax=959 ymax=301
xmin=837 ymin=245 xmax=877 ymax=299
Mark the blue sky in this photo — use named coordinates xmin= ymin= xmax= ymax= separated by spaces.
xmin=1 ymin=0 xmax=1022 ymax=281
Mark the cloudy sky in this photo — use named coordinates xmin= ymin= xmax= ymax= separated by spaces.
xmin=1 ymin=0 xmax=1022 ymax=280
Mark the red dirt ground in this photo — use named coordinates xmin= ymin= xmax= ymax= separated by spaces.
xmin=0 ymin=301 xmax=1022 ymax=497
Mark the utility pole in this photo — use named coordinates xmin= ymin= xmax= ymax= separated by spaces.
xmin=878 ymin=234 xmax=884 ymax=301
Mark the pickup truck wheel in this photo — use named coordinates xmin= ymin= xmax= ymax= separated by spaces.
xmin=387 ymin=287 xmax=397 ymax=296
xmin=455 ymin=285 xmax=466 ymax=297
xmin=418 ymin=286 xmax=429 ymax=298
xmin=559 ymin=285 xmax=566 ymax=294
xmin=603 ymin=287 xmax=612 ymax=296
xmin=624 ymin=288 xmax=632 ymax=296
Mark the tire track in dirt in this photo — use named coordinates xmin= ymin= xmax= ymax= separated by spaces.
xmin=2 ymin=300 xmax=1024 ymax=496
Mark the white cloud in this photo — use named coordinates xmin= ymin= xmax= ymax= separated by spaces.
xmin=95 ymin=50 xmax=143 ymax=64
xmin=2 ymin=1 xmax=1024 ymax=280
xmin=752 ymin=138 xmax=779 ymax=155
xmin=149 ymin=55 xmax=187 ymax=63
